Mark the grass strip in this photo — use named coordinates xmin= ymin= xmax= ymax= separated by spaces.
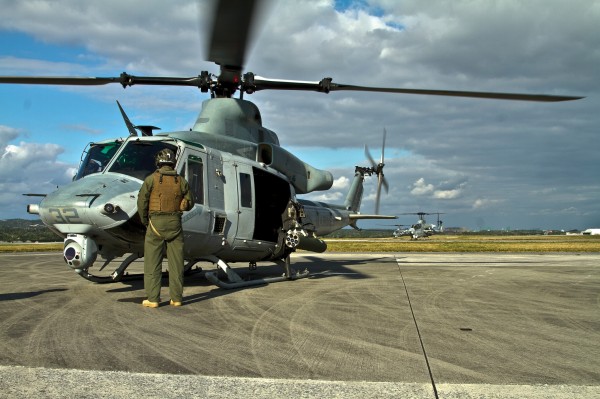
xmin=0 ymin=243 xmax=63 ymax=253
xmin=323 ymin=236 xmax=600 ymax=252
xmin=1 ymin=236 xmax=599 ymax=253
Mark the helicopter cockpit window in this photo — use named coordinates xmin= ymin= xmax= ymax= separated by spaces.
xmin=74 ymin=141 xmax=122 ymax=180
xmin=108 ymin=140 xmax=178 ymax=181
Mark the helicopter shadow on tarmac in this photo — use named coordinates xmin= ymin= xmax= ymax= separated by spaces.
xmin=0 ymin=288 xmax=68 ymax=302
xmin=299 ymin=255 xmax=396 ymax=280
xmin=108 ymin=254 xmax=394 ymax=305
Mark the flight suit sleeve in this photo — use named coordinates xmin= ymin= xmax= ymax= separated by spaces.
xmin=137 ymin=176 xmax=153 ymax=226
xmin=180 ymin=178 xmax=194 ymax=211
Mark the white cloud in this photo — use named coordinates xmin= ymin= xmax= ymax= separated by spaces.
xmin=472 ymin=198 xmax=502 ymax=210
xmin=310 ymin=191 xmax=344 ymax=203
xmin=0 ymin=125 xmax=20 ymax=145
xmin=0 ymin=129 xmax=75 ymax=218
xmin=433 ymin=189 xmax=461 ymax=199
xmin=432 ymin=178 xmax=467 ymax=199
xmin=332 ymin=176 xmax=350 ymax=190
xmin=410 ymin=178 xmax=434 ymax=196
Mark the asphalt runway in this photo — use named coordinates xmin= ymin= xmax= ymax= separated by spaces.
xmin=0 ymin=251 xmax=599 ymax=398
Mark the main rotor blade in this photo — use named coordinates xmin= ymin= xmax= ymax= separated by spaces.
xmin=207 ymin=0 xmax=261 ymax=69
xmin=0 ymin=76 xmax=121 ymax=86
xmin=251 ymin=76 xmax=582 ymax=102
xmin=0 ymin=74 xmax=209 ymax=88
xmin=333 ymin=84 xmax=583 ymax=102
xmin=2 ymin=74 xmax=582 ymax=103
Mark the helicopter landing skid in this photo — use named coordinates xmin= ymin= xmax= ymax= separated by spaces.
xmin=75 ymin=252 xmax=143 ymax=283
xmin=204 ymin=256 xmax=309 ymax=289
xmin=76 ymin=254 xmax=205 ymax=284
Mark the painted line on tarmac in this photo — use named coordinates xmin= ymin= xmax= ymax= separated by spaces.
xmin=1 ymin=366 xmax=598 ymax=399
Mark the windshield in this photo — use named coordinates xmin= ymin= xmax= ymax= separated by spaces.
xmin=75 ymin=141 xmax=123 ymax=180
xmin=108 ymin=140 xmax=178 ymax=180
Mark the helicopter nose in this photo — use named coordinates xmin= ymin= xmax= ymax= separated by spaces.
xmin=36 ymin=173 xmax=142 ymax=234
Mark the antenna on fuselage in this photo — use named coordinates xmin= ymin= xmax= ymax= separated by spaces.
xmin=116 ymin=100 xmax=160 ymax=136
xmin=134 ymin=125 xmax=161 ymax=136
xmin=116 ymin=100 xmax=138 ymax=137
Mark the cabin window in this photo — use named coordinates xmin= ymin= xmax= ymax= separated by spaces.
xmin=239 ymin=172 xmax=252 ymax=208
xmin=187 ymin=156 xmax=204 ymax=205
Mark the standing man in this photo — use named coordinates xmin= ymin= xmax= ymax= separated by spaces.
xmin=137 ymin=148 xmax=194 ymax=308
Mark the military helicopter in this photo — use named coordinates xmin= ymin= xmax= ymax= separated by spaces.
xmin=393 ymin=212 xmax=444 ymax=240
xmin=1 ymin=0 xmax=581 ymax=288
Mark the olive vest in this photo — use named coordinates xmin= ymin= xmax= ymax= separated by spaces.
xmin=149 ymin=171 xmax=183 ymax=213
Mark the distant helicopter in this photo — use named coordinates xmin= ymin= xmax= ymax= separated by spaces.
xmin=394 ymin=212 xmax=444 ymax=240
xmin=1 ymin=0 xmax=581 ymax=289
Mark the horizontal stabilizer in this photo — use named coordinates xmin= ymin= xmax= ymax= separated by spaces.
xmin=349 ymin=214 xmax=397 ymax=220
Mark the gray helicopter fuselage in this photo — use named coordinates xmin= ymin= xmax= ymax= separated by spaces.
xmin=393 ymin=218 xmax=437 ymax=239
xmin=27 ymin=97 xmax=381 ymax=279
xmin=35 ymin=135 xmax=291 ymax=263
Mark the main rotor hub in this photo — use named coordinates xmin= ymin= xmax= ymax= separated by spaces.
xmin=214 ymin=65 xmax=242 ymax=97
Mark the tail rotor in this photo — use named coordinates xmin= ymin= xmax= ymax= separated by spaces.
xmin=365 ymin=128 xmax=389 ymax=214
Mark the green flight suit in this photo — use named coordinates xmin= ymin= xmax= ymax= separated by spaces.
xmin=137 ymin=165 xmax=194 ymax=303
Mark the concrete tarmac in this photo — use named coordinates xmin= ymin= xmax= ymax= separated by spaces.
xmin=0 ymin=251 xmax=599 ymax=398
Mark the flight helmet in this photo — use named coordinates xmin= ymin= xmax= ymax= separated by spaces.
xmin=155 ymin=148 xmax=176 ymax=167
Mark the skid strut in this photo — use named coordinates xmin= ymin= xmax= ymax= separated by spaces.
xmin=204 ymin=255 xmax=309 ymax=289
xmin=76 ymin=254 xmax=204 ymax=283
xmin=75 ymin=252 xmax=142 ymax=283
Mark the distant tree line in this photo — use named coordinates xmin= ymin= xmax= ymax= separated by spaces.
xmin=323 ymin=229 xmax=392 ymax=238
xmin=324 ymin=228 xmax=567 ymax=238
xmin=1 ymin=219 xmax=567 ymax=242
xmin=0 ymin=219 xmax=60 ymax=242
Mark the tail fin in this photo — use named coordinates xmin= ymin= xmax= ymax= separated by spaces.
xmin=344 ymin=168 xmax=365 ymax=212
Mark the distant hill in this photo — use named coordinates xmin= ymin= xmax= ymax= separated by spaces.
xmin=0 ymin=218 xmax=396 ymax=242
xmin=0 ymin=219 xmax=60 ymax=243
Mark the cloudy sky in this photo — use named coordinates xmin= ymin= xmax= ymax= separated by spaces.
xmin=0 ymin=0 xmax=598 ymax=231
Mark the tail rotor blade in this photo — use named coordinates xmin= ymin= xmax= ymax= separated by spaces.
xmin=381 ymin=174 xmax=389 ymax=193
xmin=367 ymin=128 xmax=390 ymax=214
xmin=374 ymin=174 xmax=389 ymax=214
xmin=380 ymin=128 xmax=386 ymax=164
xmin=365 ymin=145 xmax=377 ymax=169
xmin=375 ymin=176 xmax=382 ymax=215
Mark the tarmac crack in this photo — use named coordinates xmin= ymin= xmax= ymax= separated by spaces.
xmin=395 ymin=256 xmax=439 ymax=399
